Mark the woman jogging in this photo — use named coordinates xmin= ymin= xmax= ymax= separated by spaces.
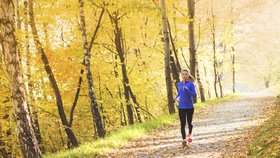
xmin=174 ymin=69 xmax=197 ymax=147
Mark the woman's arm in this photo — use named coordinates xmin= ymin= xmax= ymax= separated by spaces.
xmin=184 ymin=82 xmax=197 ymax=97
xmin=175 ymin=83 xmax=180 ymax=102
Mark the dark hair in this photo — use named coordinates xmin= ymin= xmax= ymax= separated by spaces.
xmin=181 ymin=69 xmax=195 ymax=82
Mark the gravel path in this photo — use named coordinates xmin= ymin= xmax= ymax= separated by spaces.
xmin=99 ymin=92 xmax=277 ymax=158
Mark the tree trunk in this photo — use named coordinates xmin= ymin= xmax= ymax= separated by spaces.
xmin=0 ymin=1 xmax=42 ymax=157
xmin=121 ymin=61 xmax=134 ymax=124
xmin=187 ymin=0 xmax=198 ymax=103
xmin=69 ymin=4 xmax=104 ymax=128
xmin=218 ymin=44 xmax=226 ymax=98
xmin=203 ymin=65 xmax=211 ymax=99
xmin=232 ymin=50 xmax=236 ymax=93
xmin=15 ymin=0 xmax=23 ymax=64
xmin=195 ymin=20 xmax=205 ymax=102
xmin=161 ymin=0 xmax=175 ymax=114
xmin=112 ymin=52 xmax=127 ymax=126
xmin=170 ymin=53 xmax=180 ymax=91
xmin=230 ymin=1 xmax=236 ymax=93
xmin=28 ymin=0 xmax=79 ymax=147
xmin=187 ymin=0 xmax=196 ymax=79
xmin=264 ymin=77 xmax=270 ymax=88
xmin=196 ymin=63 xmax=205 ymax=102
xmin=211 ymin=2 xmax=219 ymax=98
xmin=128 ymin=87 xmax=142 ymax=123
xmin=109 ymin=12 xmax=134 ymax=124
xmin=118 ymin=84 xmax=127 ymax=125
xmin=113 ymin=53 xmax=127 ymax=126
xmin=213 ymin=50 xmax=218 ymax=98
xmin=167 ymin=20 xmax=180 ymax=90
xmin=97 ymin=71 xmax=106 ymax=127
xmin=23 ymin=1 xmax=45 ymax=153
xmin=218 ymin=73 xmax=223 ymax=98
xmin=167 ymin=19 xmax=181 ymax=72
xmin=78 ymin=0 xmax=105 ymax=137
xmin=128 ymin=86 xmax=155 ymax=120
xmin=172 ymin=3 xmax=180 ymax=71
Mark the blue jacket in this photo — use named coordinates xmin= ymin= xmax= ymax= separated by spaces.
xmin=176 ymin=81 xmax=197 ymax=109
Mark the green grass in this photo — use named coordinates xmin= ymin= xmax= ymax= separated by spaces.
xmin=44 ymin=93 xmax=238 ymax=158
xmin=248 ymin=98 xmax=280 ymax=158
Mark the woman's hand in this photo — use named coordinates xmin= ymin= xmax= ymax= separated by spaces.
xmin=174 ymin=96 xmax=180 ymax=103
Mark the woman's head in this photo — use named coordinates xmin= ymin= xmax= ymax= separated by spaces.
xmin=181 ymin=69 xmax=189 ymax=81
xmin=181 ymin=69 xmax=195 ymax=82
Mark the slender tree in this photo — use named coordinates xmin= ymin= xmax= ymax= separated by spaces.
xmin=23 ymin=0 xmax=45 ymax=152
xmin=187 ymin=0 xmax=196 ymax=79
xmin=195 ymin=22 xmax=206 ymax=102
xmin=70 ymin=4 xmax=105 ymax=128
xmin=161 ymin=0 xmax=175 ymax=114
xmin=78 ymin=0 xmax=105 ymax=137
xmin=187 ymin=0 xmax=199 ymax=103
xmin=28 ymin=0 xmax=79 ymax=147
xmin=210 ymin=1 xmax=219 ymax=98
xmin=167 ymin=19 xmax=180 ymax=90
xmin=230 ymin=0 xmax=236 ymax=93
xmin=108 ymin=11 xmax=135 ymax=124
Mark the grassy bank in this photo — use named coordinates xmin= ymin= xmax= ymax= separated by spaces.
xmin=44 ymin=94 xmax=238 ymax=158
xmin=248 ymin=97 xmax=280 ymax=158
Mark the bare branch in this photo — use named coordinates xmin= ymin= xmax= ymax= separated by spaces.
xmin=88 ymin=6 xmax=105 ymax=53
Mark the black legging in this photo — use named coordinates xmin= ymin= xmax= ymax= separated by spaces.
xmin=179 ymin=108 xmax=194 ymax=139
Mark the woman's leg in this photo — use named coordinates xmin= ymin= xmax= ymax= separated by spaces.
xmin=186 ymin=108 xmax=194 ymax=134
xmin=179 ymin=109 xmax=187 ymax=139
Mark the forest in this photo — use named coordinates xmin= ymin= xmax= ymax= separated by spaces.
xmin=0 ymin=0 xmax=279 ymax=157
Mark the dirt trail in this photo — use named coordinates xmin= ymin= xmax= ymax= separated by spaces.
xmin=99 ymin=92 xmax=277 ymax=158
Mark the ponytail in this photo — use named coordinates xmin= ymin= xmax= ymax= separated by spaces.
xmin=188 ymin=74 xmax=195 ymax=82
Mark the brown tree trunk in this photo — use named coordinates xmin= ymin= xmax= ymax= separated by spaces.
xmin=78 ymin=0 xmax=105 ymax=137
xmin=161 ymin=0 xmax=175 ymax=114
xmin=196 ymin=64 xmax=205 ymax=102
xmin=167 ymin=19 xmax=180 ymax=91
xmin=195 ymin=21 xmax=205 ymax=102
xmin=15 ymin=0 xmax=23 ymax=64
xmin=187 ymin=0 xmax=197 ymax=103
xmin=230 ymin=1 xmax=236 ymax=93
xmin=0 ymin=1 xmax=42 ymax=157
xmin=23 ymin=1 xmax=45 ymax=153
xmin=170 ymin=53 xmax=180 ymax=91
xmin=232 ymin=47 xmax=236 ymax=93
xmin=128 ymin=86 xmax=155 ymax=120
xmin=218 ymin=44 xmax=226 ymax=98
xmin=112 ymin=53 xmax=127 ymax=126
xmin=167 ymin=19 xmax=181 ymax=73
xmin=211 ymin=2 xmax=219 ymax=98
xmin=218 ymin=73 xmax=223 ymax=98
xmin=128 ymin=87 xmax=142 ymax=123
xmin=109 ymin=11 xmax=134 ymax=124
xmin=97 ymin=71 xmax=106 ymax=127
xmin=203 ymin=65 xmax=211 ymax=99
xmin=187 ymin=0 xmax=196 ymax=79
xmin=69 ymin=4 xmax=104 ymax=128
xmin=28 ymin=0 xmax=79 ymax=147
xmin=264 ymin=77 xmax=270 ymax=88
xmin=118 ymin=85 xmax=127 ymax=125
